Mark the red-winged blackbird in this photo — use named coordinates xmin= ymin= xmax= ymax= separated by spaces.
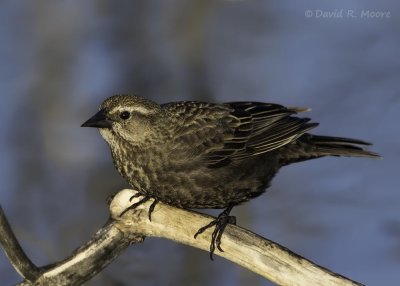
xmin=82 ymin=94 xmax=380 ymax=259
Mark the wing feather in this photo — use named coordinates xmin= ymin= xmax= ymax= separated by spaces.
xmin=163 ymin=101 xmax=317 ymax=168
xmin=206 ymin=102 xmax=317 ymax=167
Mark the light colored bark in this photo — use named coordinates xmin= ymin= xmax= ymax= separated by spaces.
xmin=111 ymin=189 xmax=363 ymax=286
xmin=0 ymin=189 xmax=364 ymax=286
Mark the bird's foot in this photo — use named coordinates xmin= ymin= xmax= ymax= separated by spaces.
xmin=194 ymin=206 xmax=236 ymax=260
xmin=119 ymin=194 xmax=158 ymax=220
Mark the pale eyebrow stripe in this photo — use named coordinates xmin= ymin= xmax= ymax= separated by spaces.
xmin=112 ymin=106 xmax=154 ymax=115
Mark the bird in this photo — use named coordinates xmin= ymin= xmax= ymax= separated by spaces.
xmin=81 ymin=94 xmax=380 ymax=259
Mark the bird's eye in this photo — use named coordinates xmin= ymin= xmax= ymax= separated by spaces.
xmin=119 ymin=111 xmax=130 ymax=120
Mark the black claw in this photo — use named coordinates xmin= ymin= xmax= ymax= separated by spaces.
xmin=119 ymin=196 xmax=150 ymax=217
xmin=209 ymin=240 xmax=216 ymax=260
xmin=194 ymin=206 xmax=235 ymax=260
xmin=148 ymin=200 xmax=159 ymax=221
xmin=129 ymin=193 xmax=142 ymax=202
xmin=194 ymin=220 xmax=217 ymax=239
xmin=119 ymin=195 xmax=159 ymax=222
xmin=215 ymin=224 xmax=226 ymax=252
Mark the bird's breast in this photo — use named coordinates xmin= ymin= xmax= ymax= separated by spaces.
xmin=111 ymin=142 xmax=171 ymax=191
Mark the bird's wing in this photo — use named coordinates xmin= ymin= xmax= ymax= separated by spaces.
xmin=162 ymin=101 xmax=231 ymax=157
xmin=163 ymin=101 xmax=318 ymax=168
xmin=205 ymin=102 xmax=318 ymax=167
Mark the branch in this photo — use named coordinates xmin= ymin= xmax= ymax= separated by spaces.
xmin=0 ymin=207 xmax=40 ymax=282
xmin=0 ymin=205 xmax=144 ymax=286
xmin=111 ymin=189 xmax=364 ymax=286
xmin=0 ymin=189 xmax=364 ymax=286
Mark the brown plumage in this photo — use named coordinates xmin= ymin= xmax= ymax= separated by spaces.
xmin=82 ymin=94 xmax=380 ymax=258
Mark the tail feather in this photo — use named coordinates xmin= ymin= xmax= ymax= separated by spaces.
xmin=307 ymin=135 xmax=373 ymax=147
xmin=279 ymin=134 xmax=381 ymax=165
xmin=305 ymin=134 xmax=380 ymax=158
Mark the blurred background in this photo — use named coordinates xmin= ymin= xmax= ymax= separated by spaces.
xmin=0 ymin=1 xmax=398 ymax=285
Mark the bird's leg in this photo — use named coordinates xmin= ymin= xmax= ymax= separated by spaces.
xmin=194 ymin=205 xmax=236 ymax=260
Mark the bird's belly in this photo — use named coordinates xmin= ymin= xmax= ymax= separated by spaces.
xmin=119 ymin=153 xmax=278 ymax=209
xmin=145 ymin=166 xmax=272 ymax=209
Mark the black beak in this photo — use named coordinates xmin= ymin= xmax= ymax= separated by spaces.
xmin=81 ymin=109 xmax=113 ymax=128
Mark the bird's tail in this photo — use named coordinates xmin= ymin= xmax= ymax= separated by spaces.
xmin=280 ymin=134 xmax=381 ymax=165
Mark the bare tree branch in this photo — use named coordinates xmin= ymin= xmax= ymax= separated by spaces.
xmin=0 ymin=206 xmax=40 ymax=282
xmin=13 ymin=222 xmax=143 ymax=286
xmin=111 ymin=189 xmax=364 ymax=286
xmin=0 ymin=189 xmax=364 ymax=286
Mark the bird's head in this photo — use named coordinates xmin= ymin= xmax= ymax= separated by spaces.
xmin=82 ymin=95 xmax=164 ymax=146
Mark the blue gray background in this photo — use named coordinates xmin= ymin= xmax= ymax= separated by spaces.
xmin=0 ymin=1 xmax=398 ymax=285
